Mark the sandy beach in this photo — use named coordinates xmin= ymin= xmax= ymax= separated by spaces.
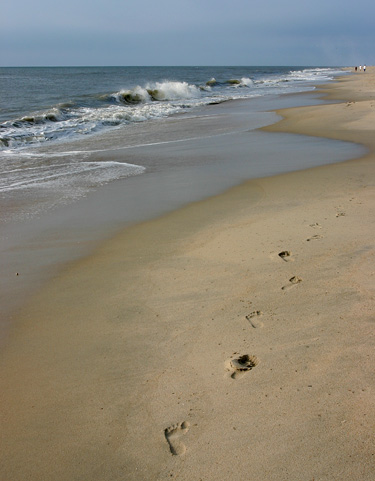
xmin=1 ymin=68 xmax=375 ymax=480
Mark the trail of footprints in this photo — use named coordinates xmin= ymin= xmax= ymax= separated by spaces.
xmin=164 ymin=221 xmax=324 ymax=455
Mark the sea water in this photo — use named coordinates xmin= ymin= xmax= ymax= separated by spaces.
xmin=0 ymin=65 xmax=350 ymax=222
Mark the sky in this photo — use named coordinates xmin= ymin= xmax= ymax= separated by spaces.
xmin=1 ymin=0 xmax=374 ymax=67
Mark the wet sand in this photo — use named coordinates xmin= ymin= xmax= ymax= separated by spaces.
xmin=1 ymin=68 xmax=375 ymax=480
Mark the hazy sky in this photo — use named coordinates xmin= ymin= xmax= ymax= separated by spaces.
xmin=2 ymin=0 xmax=374 ymax=66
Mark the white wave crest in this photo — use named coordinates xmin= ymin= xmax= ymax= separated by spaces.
xmin=114 ymin=86 xmax=150 ymax=104
xmin=114 ymin=81 xmax=201 ymax=105
xmin=239 ymin=77 xmax=253 ymax=87
xmin=146 ymin=81 xmax=200 ymax=100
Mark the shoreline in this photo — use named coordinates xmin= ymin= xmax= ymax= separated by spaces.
xmin=1 ymin=87 xmax=363 ymax=340
xmin=1 ymin=68 xmax=375 ymax=480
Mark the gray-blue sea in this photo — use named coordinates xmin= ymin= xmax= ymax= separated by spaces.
xmin=0 ymin=66 xmax=343 ymax=148
xmin=0 ymin=66 xmax=365 ymax=334
xmin=0 ymin=66 xmax=350 ymax=220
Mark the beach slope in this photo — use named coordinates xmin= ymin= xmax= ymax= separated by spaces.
xmin=1 ymin=68 xmax=375 ymax=480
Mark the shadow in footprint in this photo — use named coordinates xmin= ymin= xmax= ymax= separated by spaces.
xmin=278 ymin=250 xmax=293 ymax=262
xmin=226 ymin=354 xmax=259 ymax=379
xmin=164 ymin=421 xmax=190 ymax=456
xmin=245 ymin=311 xmax=264 ymax=328
xmin=282 ymin=276 xmax=303 ymax=291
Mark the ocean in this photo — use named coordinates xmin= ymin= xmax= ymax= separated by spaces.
xmin=0 ymin=66 xmax=365 ymax=335
xmin=0 ymin=65 xmax=350 ymax=222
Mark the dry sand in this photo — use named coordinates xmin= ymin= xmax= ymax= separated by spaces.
xmin=1 ymin=68 xmax=375 ymax=480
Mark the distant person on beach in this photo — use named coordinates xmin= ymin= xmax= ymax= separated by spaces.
xmin=364 ymin=65 xmax=366 ymax=72
xmin=359 ymin=65 xmax=362 ymax=72
xmin=355 ymin=66 xmax=358 ymax=71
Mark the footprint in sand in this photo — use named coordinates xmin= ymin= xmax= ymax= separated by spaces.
xmin=165 ymin=421 xmax=190 ymax=456
xmin=306 ymin=234 xmax=323 ymax=241
xmin=336 ymin=212 xmax=346 ymax=217
xmin=226 ymin=354 xmax=259 ymax=379
xmin=278 ymin=250 xmax=293 ymax=262
xmin=309 ymin=222 xmax=322 ymax=229
xmin=245 ymin=310 xmax=264 ymax=328
xmin=281 ymin=276 xmax=303 ymax=291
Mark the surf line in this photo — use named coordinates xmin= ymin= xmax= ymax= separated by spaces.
xmin=13 ymin=129 xmax=245 ymax=159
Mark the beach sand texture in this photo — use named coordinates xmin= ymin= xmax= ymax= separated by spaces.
xmin=1 ymin=68 xmax=375 ymax=480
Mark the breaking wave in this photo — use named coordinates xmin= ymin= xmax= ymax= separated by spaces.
xmin=114 ymin=81 xmax=201 ymax=104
